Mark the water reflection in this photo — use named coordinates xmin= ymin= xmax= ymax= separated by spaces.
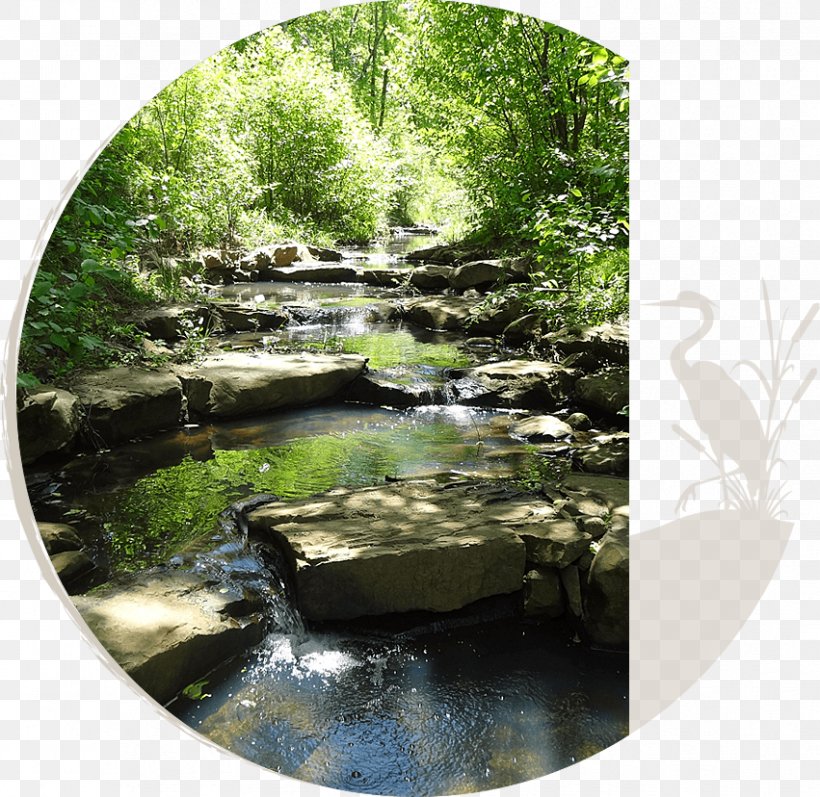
xmin=28 ymin=405 xmax=526 ymax=580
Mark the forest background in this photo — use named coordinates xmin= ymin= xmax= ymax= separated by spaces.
xmin=18 ymin=0 xmax=628 ymax=384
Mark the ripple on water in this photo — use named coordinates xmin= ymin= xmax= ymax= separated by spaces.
xmin=173 ymin=619 xmax=628 ymax=795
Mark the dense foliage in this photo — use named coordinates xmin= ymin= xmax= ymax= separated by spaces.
xmin=20 ymin=1 xmax=628 ymax=384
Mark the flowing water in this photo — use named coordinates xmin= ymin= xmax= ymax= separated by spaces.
xmin=27 ymin=232 xmax=628 ymax=794
xmin=173 ymin=617 xmax=627 ymax=796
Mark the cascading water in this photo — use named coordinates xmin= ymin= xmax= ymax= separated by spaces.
xmin=169 ymin=494 xmax=306 ymax=638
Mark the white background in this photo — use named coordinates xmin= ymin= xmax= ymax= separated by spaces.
xmin=2 ymin=1 xmax=820 ymax=794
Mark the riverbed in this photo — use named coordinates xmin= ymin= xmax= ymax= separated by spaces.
xmin=25 ymin=232 xmax=629 ymax=794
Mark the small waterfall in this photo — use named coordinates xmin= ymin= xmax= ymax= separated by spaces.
xmin=177 ymin=494 xmax=307 ymax=638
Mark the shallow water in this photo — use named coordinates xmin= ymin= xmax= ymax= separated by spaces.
xmin=29 ymin=404 xmax=526 ymax=579
xmin=173 ymin=618 xmax=628 ymax=795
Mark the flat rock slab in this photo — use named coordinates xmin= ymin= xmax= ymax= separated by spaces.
xmin=69 ymin=367 xmax=183 ymax=446
xmin=209 ymin=302 xmax=289 ymax=332
xmin=247 ymin=480 xmax=570 ymax=621
xmin=178 ymin=352 xmax=366 ymax=418
xmin=74 ymin=571 xmax=265 ymax=705
xmin=562 ymin=473 xmax=629 ymax=516
xmin=266 ymin=265 xmax=360 ymax=283
xmin=517 ymin=518 xmax=593 ymax=568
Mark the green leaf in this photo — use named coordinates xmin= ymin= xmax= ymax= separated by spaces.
xmin=182 ymin=679 xmax=211 ymax=701
xmin=17 ymin=372 xmax=41 ymax=389
xmin=48 ymin=332 xmax=72 ymax=353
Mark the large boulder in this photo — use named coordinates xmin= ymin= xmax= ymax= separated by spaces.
xmin=405 ymin=243 xmax=497 ymax=265
xmin=135 ymin=305 xmax=205 ymax=341
xmin=409 ymin=265 xmax=453 ymax=290
xmin=69 ymin=368 xmax=184 ymax=447
xmin=16 ymin=386 xmax=81 ymax=464
xmin=448 ymin=360 xmax=579 ymax=411
xmin=448 ymin=260 xmax=505 ymax=291
xmin=517 ymin=518 xmax=593 ymax=569
xmin=247 ymin=480 xmax=562 ymax=621
xmin=584 ymin=521 xmax=629 ymax=648
xmin=38 ymin=521 xmax=83 ymax=555
xmin=73 ymin=571 xmax=265 ymax=705
xmin=511 ymin=415 xmax=574 ymax=442
xmin=401 ymin=297 xmax=474 ymax=331
xmin=503 ymin=314 xmax=544 ymax=346
xmin=200 ymin=250 xmax=231 ymax=273
xmin=209 ymin=303 xmax=289 ymax=333
xmin=575 ymin=366 xmax=629 ymax=416
xmin=468 ymin=297 xmax=526 ymax=336
xmin=51 ymin=550 xmax=95 ymax=586
xmin=562 ymin=474 xmax=629 ymax=516
xmin=576 ymin=431 xmax=629 ymax=476
xmin=178 ymin=352 xmax=366 ymax=418
xmin=546 ymin=322 xmax=629 ymax=366
xmin=243 ymin=244 xmax=311 ymax=270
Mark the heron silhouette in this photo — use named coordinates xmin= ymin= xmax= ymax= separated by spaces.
xmin=654 ymin=291 xmax=769 ymax=509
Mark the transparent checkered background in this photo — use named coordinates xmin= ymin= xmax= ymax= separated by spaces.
xmin=2 ymin=1 xmax=819 ymax=794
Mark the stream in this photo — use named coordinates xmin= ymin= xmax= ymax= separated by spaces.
xmin=26 ymin=233 xmax=628 ymax=794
